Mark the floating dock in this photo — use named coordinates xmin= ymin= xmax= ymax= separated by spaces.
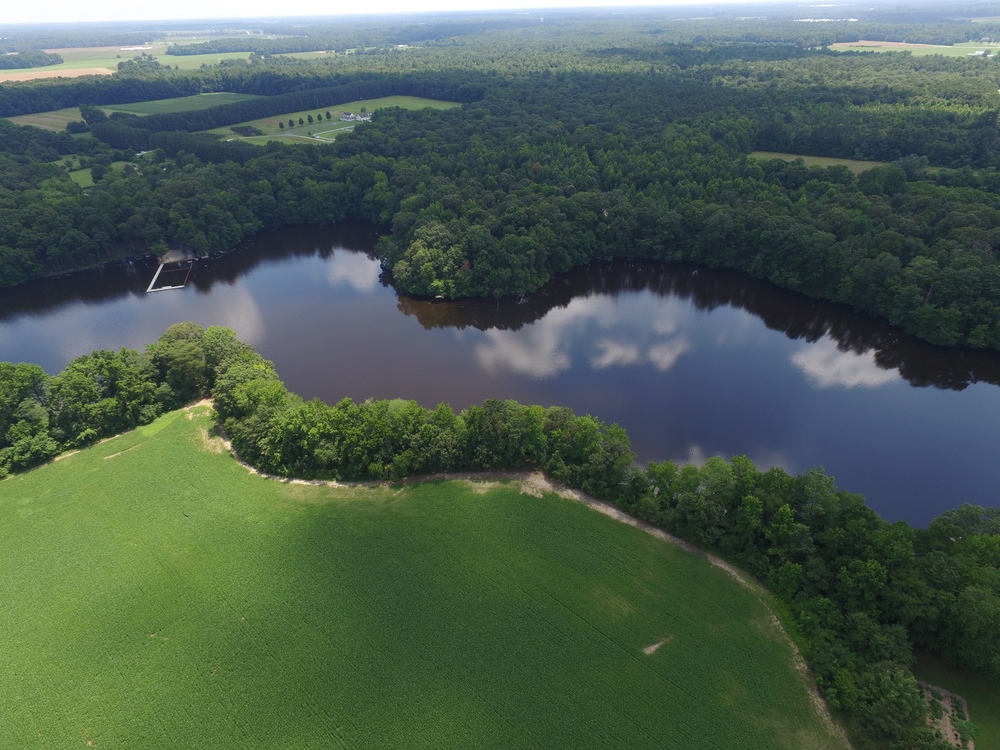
xmin=146 ymin=260 xmax=193 ymax=293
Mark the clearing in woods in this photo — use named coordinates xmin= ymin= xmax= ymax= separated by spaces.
xmin=0 ymin=405 xmax=848 ymax=749
xmin=830 ymin=40 xmax=1000 ymax=57
xmin=749 ymin=151 xmax=888 ymax=174
xmin=205 ymin=95 xmax=462 ymax=144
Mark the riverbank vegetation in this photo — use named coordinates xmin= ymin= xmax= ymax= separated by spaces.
xmin=3 ymin=322 xmax=999 ymax=748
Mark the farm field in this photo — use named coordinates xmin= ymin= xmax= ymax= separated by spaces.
xmin=0 ymin=44 xmax=253 ymax=82
xmin=5 ymin=93 xmax=262 ymax=131
xmin=207 ymin=95 xmax=462 ymax=144
xmin=5 ymin=107 xmax=88 ymax=131
xmin=915 ymin=649 xmax=1000 ymax=750
xmin=749 ymin=150 xmax=888 ymax=174
xmin=0 ymin=405 xmax=846 ymax=749
xmin=103 ymin=92 xmax=262 ymax=115
xmin=830 ymin=40 xmax=999 ymax=57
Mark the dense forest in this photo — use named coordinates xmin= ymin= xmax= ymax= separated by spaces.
xmin=2 ymin=321 xmax=997 ymax=749
xmin=5 ymin=46 xmax=1000 ymax=348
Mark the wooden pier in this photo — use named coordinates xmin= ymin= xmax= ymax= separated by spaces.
xmin=146 ymin=261 xmax=193 ymax=293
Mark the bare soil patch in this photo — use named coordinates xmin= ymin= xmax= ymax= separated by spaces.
xmin=464 ymin=479 xmax=502 ymax=495
xmin=644 ymin=636 xmax=672 ymax=655
xmin=104 ymin=444 xmax=139 ymax=460
xmin=197 ymin=428 xmax=226 ymax=454
xmin=0 ymin=67 xmax=114 ymax=82
xmin=185 ymin=399 xmax=213 ymax=414
xmin=921 ymin=681 xmax=975 ymax=749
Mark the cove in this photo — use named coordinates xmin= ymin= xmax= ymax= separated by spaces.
xmin=1 ymin=222 xmax=998 ymax=527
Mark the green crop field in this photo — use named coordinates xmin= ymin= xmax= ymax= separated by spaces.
xmin=207 ymin=95 xmax=462 ymax=145
xmin=5 ymin=107 xmax=85 ymax=131
xmin=749 ymin=151 xmax=888 ymax=174
xmin=831 ymin=40 xmax=1000 ymax=57
xmin=0 ymin=405 xmax=845 ymax=749
xmin=915 ymin=649 xmax=1000 ymax=749
xmin=103 ymin=92 xmax=262 ymax=115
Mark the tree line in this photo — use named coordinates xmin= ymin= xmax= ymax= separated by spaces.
xmin=0 ymin=50 xmax=63 ymax=70
xmin=1 ymin=322 xmax=996 ymax=749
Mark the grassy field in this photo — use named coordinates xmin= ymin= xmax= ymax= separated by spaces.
xmin=830 ymin=40 xmax=1000 ymax=57
xmin=67 ymin=167 xmax=93 ymax=187
xmin=5 ymin=93 xmax=261 ymax=131
xmin=103 ymin=92 xmax=261 ymax=115
xmin=0 ymin=405 xmax=845 ymax=749
xmin=915 ymin=649 xmax=1000 ymax=750
xmin=207 ymin=95 xmax=462 ymax=145
xmin=749 ymin=150 xmax=888 ymax=174
xmin=5 ymin=107 xmax=86 ymax=131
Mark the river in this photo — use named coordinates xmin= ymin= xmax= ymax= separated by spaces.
xmin=2 ymin=222 xmax=998 ymax=526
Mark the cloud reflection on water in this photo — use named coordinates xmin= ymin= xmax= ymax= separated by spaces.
xmin=325 ymin=251 xmax=381 ymax=294
xmin=473 ymin=295 xmax=693 ymax=378
xmin=648 ymin=338 xmax=692 ymax=371
xmin=591 ymin=339 xmax=642 ymax=369
xmin=791 ymin=337 xmax=901 ymax=389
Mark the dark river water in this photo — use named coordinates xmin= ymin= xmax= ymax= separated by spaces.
xmin=2 ymin=223 xmax=999 ymax=527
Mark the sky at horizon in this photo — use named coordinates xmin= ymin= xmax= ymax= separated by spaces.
xmin=3 ymin=0 xmax=780 ymax=27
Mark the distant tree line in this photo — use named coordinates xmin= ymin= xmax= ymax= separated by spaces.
xmin=0 ymin=50 xmax=63 ymax=70
xmin=0 ymin=32 xmax=154 ymax=53
xmin=166 ymin=37 xmax=349 ymax=56
xmin=1 ymin=322 xmax=995 ymax=750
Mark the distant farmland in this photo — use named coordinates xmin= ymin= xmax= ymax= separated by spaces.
xmin=4 ymin=94 xmax=455 ymax=136
xmin=5 ymin=93 xmax=262 ymax=131
xmin=103 ymin=92 xmax=262 ymax=115
xmin=0 ymin=405 xmax=846 ymax=749
xmin=0 ymin=43 xmax=253 ymax=82
xmin=208 ymin=95 xmax=462 ymax=145
xmin=830 ymin=40 xmax=1000 ymax=57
